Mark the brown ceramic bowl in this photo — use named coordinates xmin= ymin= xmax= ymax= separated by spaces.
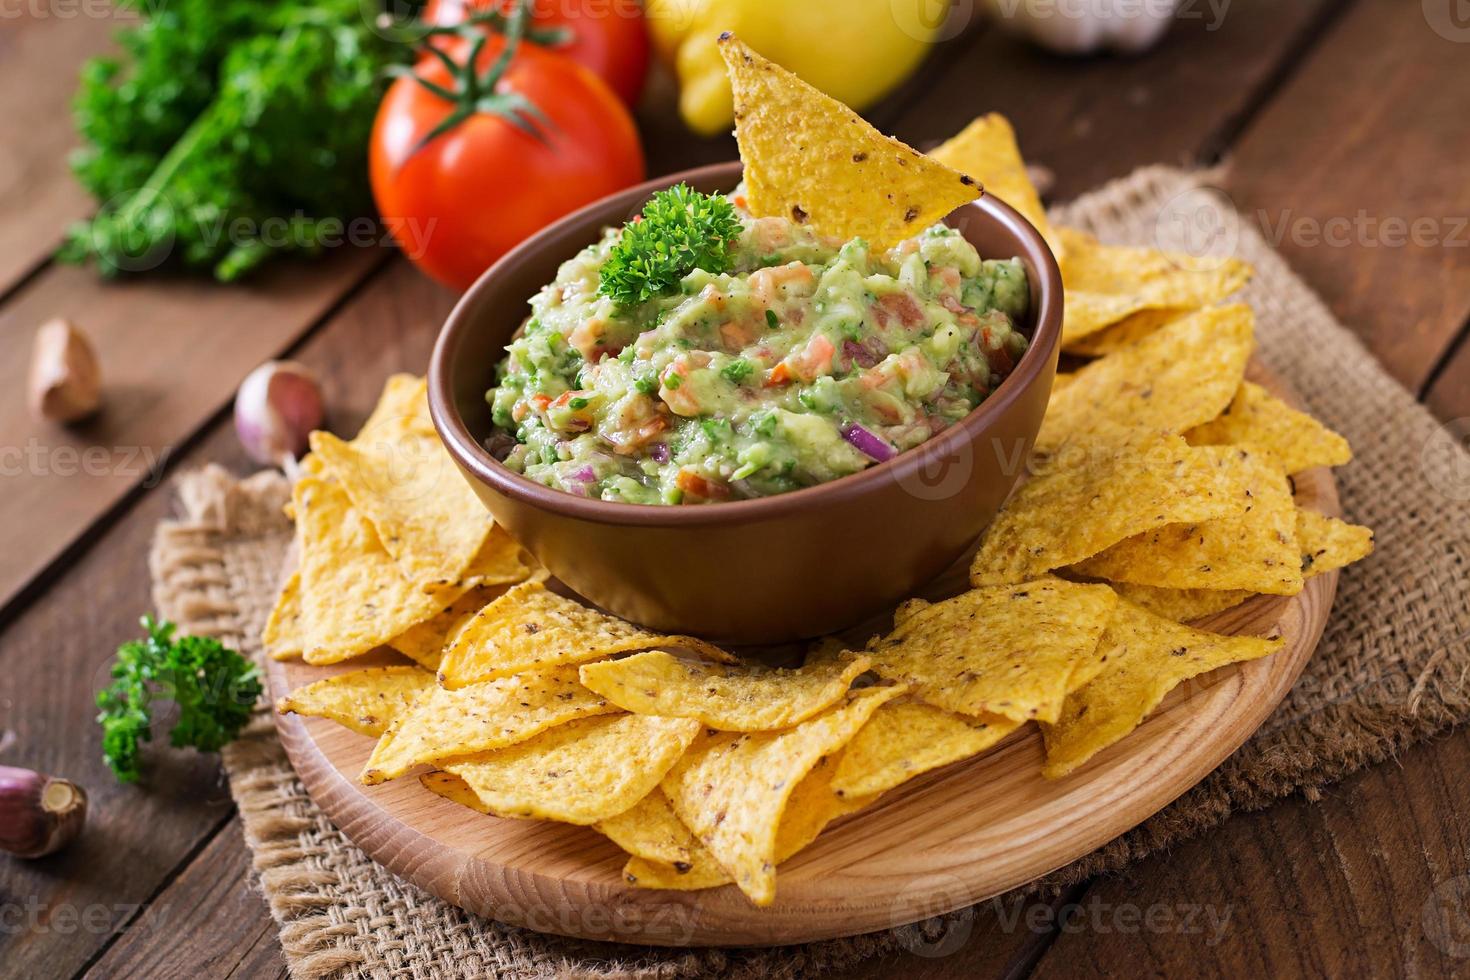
xmin=430 ymin=161 xmax=1062 ymax=644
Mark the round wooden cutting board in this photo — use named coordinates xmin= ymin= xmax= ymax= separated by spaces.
xmin=268 ymin=363 xmax=1339 ymax=947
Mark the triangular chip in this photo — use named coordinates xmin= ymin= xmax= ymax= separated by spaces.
xmin=390 ymin=583 xmax=511 ymax=671
xmin=1038 ymin=304 xmax=1255 ymax=453
xmin=360 ymin=665 xmax=615 ymax=784
xmin=1063 ymin=307 xmax=1189 ymax=357
xmin=443 ymin=714 xmax=701 ymax=825
xmin=830 ymin=699 xmax=1022 ymax=798
xmin=420 ymin=771 xmax=489 ymax=811
xmin=359 ymin=374 xmax=430 ymax=438
xmin=720 ymin=34 xmax=979 ymax=248
xmin=660 ymin=685 xmax=903 ymax=905
xmin=310 ymin=426 xmax=494 ymax=593
xmin=1186 ymin=381 xmax=1352 ymax=474
xmin=1297 ymin=509 xmax=1374 ymax=577
xmin=865 ymin=579 xmax=1116 ymax=723
xmin=579 ymin=651 xmax=872 ymax=731
xmin=1108 ymin=583 xmax=1252 ymax=622
xmin=263 ymin=570 xmax=304 ymax=661
xmin=1040 ymin=600 xmax=1284 ymax=778
xmin=1057 ymin=227 xmax=1252 ymax=343
xmin=596 ymin=789 xmax=700 ymax=868
xmin=439 ymin=581 xmax=732 ymax=688
xmin=294 ymin=475 xmax=465 ymax=665
xmin=276 ymin=666 xmax=435 ymax=737
xmin=1072 ymin=447 xmax=1303 ymax=595
xmin=970 ymin=434 xmax=1238 ymax=585
xmin=930 ymin=113 xmax=1062 ymax=259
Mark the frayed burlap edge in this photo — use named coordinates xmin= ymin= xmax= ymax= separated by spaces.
xmin=147 ymin=166 xmax=1470 ymax=978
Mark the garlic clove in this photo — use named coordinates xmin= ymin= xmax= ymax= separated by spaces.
xmin=28 ymin=318 xmax=102 ymax=424
xmin=0 ymin=765 xmax=88 ymax=859
xmin=234 ymin=360 xmax=325 ymax=470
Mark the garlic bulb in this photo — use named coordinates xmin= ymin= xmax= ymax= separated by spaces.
xmin=982 ymin=0 xmax=1180 ymax=55
xmin=234 ymin=361 xmax=325 ymax=471
xmin=28 ymin=318 xmax=102 ymax=423
xmin=0 ymin=765 xmax=87 ymax=859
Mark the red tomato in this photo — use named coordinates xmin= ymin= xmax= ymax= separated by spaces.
xmin=423 ymin=0 xmax=650 ymax=106
xmin=371 ymin=34 xmax=645 ymax=291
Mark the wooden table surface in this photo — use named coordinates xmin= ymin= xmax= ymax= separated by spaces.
xmin=2 ymin=1 xmax=1467 ymax=976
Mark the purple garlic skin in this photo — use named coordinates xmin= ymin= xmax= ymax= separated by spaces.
xmin=234 ymin=360 xmax=325 ymax=468
xmin=0 ymin=765 xmax=88 ymax=859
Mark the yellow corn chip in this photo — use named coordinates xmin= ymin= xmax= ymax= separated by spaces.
xmin=1063 ymin=307 xmax=1189 ymax=357
xmin=929 ymin=114 xmax=1062 ymax=259
xmin=294 ymin=475 xmax=464 ymax=665
xmin=578 ymin=651 xmax=872 ymax=731
xmin=660 ymin=685 xmax=903 ymax=905
xmin=310 ymin=426 xmax=494 ymax=593
xmin=360 ymin=665 xmax=615 ymax=784
xmin=264 ymin=571 xmax=304 ymax=661
xmin=390 ymin=583 xmax=510 ymax=671
xmin=439 ymin=580 xmax=732 ymax=688
xmin=1298 ymin=509 xmax=1374 ymax=577
xmin=1038 ymin=304 xmax=1255 ymax=453
xmin=1186 ymin=381 xmax=1353 ymax=475
xmin=970 ymin=434 xmax=1238 ymax=585
xmin=1057 ymin=227 xmax=1252 ymax=342
xmin=720 ymin=34 xmax=979 ymax=248
xmin=276 ymin=666 xmax=435 ymax=737
xmin=1109 ymin=583 xmax=1252 ymax=622
xmin=1041 ymin=601 xmax=1284 ymax=778
xmin=830 ymin=699 xmax=1022 ymax=798
xmin=1073 ymin=447 xmax=1303 ymax=595
xmin=865 ymin=579 xmax=1116 ymax=723
xmin=360 ymin=374 xmax=429 ymax=436
xmin=596 ymin=789 xmax=699 ymax=868
xmin=629 ymin=753 xmax=876 ymax=894
xmin=443 ymin=714 xmax=700 ymax=825
xmin=420 ymin=771 xmax=489 ymax=812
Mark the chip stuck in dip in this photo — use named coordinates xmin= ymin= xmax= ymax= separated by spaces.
xmin=485 ymin=193 xmax=1030 ymax=504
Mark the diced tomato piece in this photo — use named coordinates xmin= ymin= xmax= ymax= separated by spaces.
xmin=876 ymin=293 xmax=924 ymax=329
xmin=530 ymin=394 xmax=552 ymax=412
xmin=675 ymin=469 xmax=730 ymax=500
xmin=764 ymin=362 xmax=793 ymax=387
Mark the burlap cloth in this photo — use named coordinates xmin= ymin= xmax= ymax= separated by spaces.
xmin=149 ymin=168 xmax=1470 ymax=978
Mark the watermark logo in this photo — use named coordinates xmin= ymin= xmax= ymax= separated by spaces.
xmin=1423 ymin=0 xmax=1470 ymax=42
xmin=1153 ymin=183 xmax=1241 ymax=271
xmin=1421 ymin=418 xmax=1470 ymax=503
xmin=887 ymin=873 xmax=976 ymax=957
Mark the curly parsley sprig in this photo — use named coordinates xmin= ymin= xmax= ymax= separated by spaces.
xmin=598 ymin=184 xmax=743 ymax=308
xmin=96 ymin=616 xmax=261 ymax=783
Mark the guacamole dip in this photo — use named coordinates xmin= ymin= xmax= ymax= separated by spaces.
xmin=487 ymin=187 xmax=1029 ymax=505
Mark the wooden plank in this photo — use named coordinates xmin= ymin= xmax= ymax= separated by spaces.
xmin=889 ymin=0 xmax=1343 ymax=201
xmin=1223 ymin=0 xmax=1470 ymax=390
xmin=0 ymin=246 xmax=384 ymax=617
xmin=1028 ymin=726 xmax=1470 ymax=979
xmin=82 ymin=819 xmax=279 ymax=980
xmin=1423 ymin=327 xmax=1470 ymax=422
xmin=0 ymin=4 xmax=133 ymax=295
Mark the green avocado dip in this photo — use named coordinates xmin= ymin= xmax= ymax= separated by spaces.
xmin=486 ymin=185 xmax=1029 ymax=505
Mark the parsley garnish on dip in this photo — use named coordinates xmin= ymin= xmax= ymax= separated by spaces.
xmin=486 ymin=185 xmax=1029 ymax=505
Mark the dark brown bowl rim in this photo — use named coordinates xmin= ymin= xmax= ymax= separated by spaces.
xmin=430 ymin=161 xmax=1063 ymax=530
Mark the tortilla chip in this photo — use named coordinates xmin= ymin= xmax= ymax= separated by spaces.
xmin=444 ymin=714 xmax=701 ymax=825
xmin=930 ymin=114 xmax=1062 ymax=258
xmin=1072 ymin=447 xmax=1304 ymax=595
xmin=1298 ymin=509 xmax=1374 ymax=577
xmin=420 ymin=771 xmax=489 ymax=812
xmin=865 ymin=579 xmax=1116 ymax=723
xmin=719 ymin=34 xmax=979 ymax=248
xmin=1109 ymin=583 xmax=1252 ymax=622
xmin=597 ymin=789 xmax=700 ymax=868
xmin=1040 ymin=600 xmax=1284 ymax=778
xmin=660 ymin=685 xmax=903 ymax=905
xmin=1063 ymin=307 xmax=1189 ymax=357
xmin=1186 ymin=381 xmax=1353 ymax=474
xmin=310 ymin=426 xmax=494 ymax=593
xmin=294 ymin=474 xmax=464 ymax=665
xmin=264 ymin=571 xmax=304 ymax=661
xmin=360 ymin=374 xmax=429 ymax=436
xmin=1057 ymin=227 xmax=1252 ymax=343
xmin=830 ymin=699 xmax=1022 ymax=797
xmin=276 ymin=666 xmax=435 ymax=737
xmin=1038 ymin=304 xmax=1255 ymax=453
xmin=970 ymin=434 xmax=1238 ymax=585
xmin=578 ymin=651 xmax=872 ymax=731
xmin=360 ymin=665 xmax=615 ymax=784
xmin=439 ymin=581 xmax=732 ymax=688
xmin=390 ymin=584 xmax=508 ymax=671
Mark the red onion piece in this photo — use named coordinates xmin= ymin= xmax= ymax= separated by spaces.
xmin=842 ymin=423 xmax=895 ymax=462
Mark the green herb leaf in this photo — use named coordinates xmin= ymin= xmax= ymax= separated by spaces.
xmin=598 ymin=184 xmax=743 ymax=308
xmin=96 ymin=616 xmax=262 ymax=783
